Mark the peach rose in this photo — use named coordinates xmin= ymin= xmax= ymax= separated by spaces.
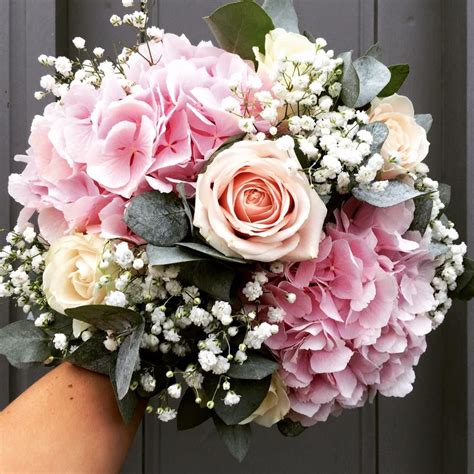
xmin=43 ymin=234 xmax=107 ymax=336
xmin=240 ymin=373 xmax=290 ymax=427
xmin=193 ymin=140 xmax=327 ymax=262
xmin=368 ymin=94 xmax=430 ymax=180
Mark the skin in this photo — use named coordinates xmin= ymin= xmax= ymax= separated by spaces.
xmin=0 ymin=363 xmax=145 ymax=473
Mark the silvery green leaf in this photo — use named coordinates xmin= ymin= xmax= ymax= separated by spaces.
xmin=365 ymin=43 xmax=383 ymax=60
xmin=227 ymin=352 xmax=279 ymax=380
xmin=352 ymin=181 xmax=431 ymax=208
xmin=65 ymin=305 xmax=143 ymax=333
xmin=438 ymin=183 xmax=451 ymax=208
xmin=124 ymin=191 xmax=189 ymax=246
xmin=450 ymin=258 xmax=474 ymax=301
xmin=318 ymin=194 xmax=331 ymax=205
xmin=177 ymin=242 xmax=248 ymax=264
xmin=110 ymin=368 xmax=139 ymax=424
xmin=177 ymin=389 xmax=211 ymax=431
xmin=116 ymin=321 xmax=145 ymax=400
xmin=379 ymin=64 xmax=410 ymax=97
xmin=176 ymin=183 xmax=194 ymax=232
xmin=147 ymin=245 xmax=205 ymax=266
xmin=262 ymin=0 xmax=299 ymax=33
xmin=0 ymin=320 xmax=50 ymax=368
xmin=360 ymin=122 xmax=389 ymax=155
xmin=410 ymin=196 xmax=433 ymax=235
xmin=340 ymin=51 xmax=360 ymax=107
xmin=277 ymin=418 xmax=306 ymax=437
xmin=214 ymin=417 xmax=251 ymax=462
xmin=352 ymin=56 xmax=391 ymax=107
xmin=67 ymin=334 xmax=115 ymax=375
xmin=429 ymin=241 xmax=449 ymax=258
xmin=415 ymin=114 xmax=433 ymax=134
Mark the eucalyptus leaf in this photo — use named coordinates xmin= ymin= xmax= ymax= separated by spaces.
xmin=65 ymin=305 xmax=143 ymax=333
xmin=415 ymin=114 xmax=433 ymax=134
xmin=365 ymin=43 xmax=383 ymax=60
xmin=211 ymin=375 xmax=272 ymax=425
xmin=450 ymin=257 xmax=474 ymax=301
xmin=177 ymin=388 xmax=211 ymax=431
xmin=124 ymin=191 xmax=189 ymax=246
xmin=262 ymin=0 xmax=299 ymax=33
xmin=429 ymin=241 xmax=449 ymax=258
xmin=147 ymin=245 xmax=205 ymax=266
xmin=110 ymin=368 xmax=139 ymax=424
xmin=116 ymin=321 xmax=145 ymax=400
xmin=214 ymin=416 xmax=251 ymax=462
xmin=178 ymin=260 xmax=236 ymax=302
xmin=176 ymin=183 xmax=194 ymax=232
xmin=67 ymin=334 xmax=115 ymax=375
xmin=340 ymin=51 xmax=359 ymax=108
xmin=378 ymin=64 xmax=410 ymax=97
xmin=205 ymin=1 xmax=274 ymax=62
xmin=352 ymin=181 xmax=430 ymax=208
xmin=352 ymin=55 xmax=391 ymax=107
xmin=0 ymin=320 xmax=50 ymax=368
xmin=277 ymin=418 xmax=306 ymax=437
xmin=227 ymin=352 xmax=279 ymax=380
xmin=410 ymin=195 xmax=433 ymax=235
xmin=177 ymin=242 xmax=248 ymax=264
xmin=438 ymin=182 xmax=451 ymax=208
xmin=303 ymin=31 xmax=315 ymax=42
xmin=360 ymin=122 xmax=389 ymax=155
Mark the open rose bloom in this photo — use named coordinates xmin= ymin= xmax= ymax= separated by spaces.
xmin=0 ymin=0 xmax=471 ymax=462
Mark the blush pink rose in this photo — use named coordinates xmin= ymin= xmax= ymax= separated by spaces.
xmin=193 ymin=140 xmax=327 ymax=262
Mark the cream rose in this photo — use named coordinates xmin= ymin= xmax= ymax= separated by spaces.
xmin=43 ymin=234 xmax=106 ymax=335
xmin=254 ymin=28 xmax=317 ymax=78
xmin=193 ymin=140 xmax=327 ymax=262
xmin=368 ymin=94 xmax=430 ymax=180
xmin=240 ymin=373 xmax=290 ymax=427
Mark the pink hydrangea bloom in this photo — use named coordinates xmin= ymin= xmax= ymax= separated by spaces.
xmin=262 ymin=198 xmax=437 ymax=426
xmin=9 ymin=34 xmax=263 ymax=242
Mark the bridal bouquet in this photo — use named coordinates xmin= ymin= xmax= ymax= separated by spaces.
xmin=1 ymin=0 xmax=473 ymax=461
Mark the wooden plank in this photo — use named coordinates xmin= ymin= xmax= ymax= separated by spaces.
xmin=0 ymin=0 xmax=11 ymax=411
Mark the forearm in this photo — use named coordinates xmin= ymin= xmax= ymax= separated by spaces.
xmin=0 ymin=363 xmax=145 ymax=473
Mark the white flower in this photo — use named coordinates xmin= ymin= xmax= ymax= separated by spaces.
xmin=114 ymin=242 xmax=134 ymax=268
xmin=53 ymin=333 xmax=68 ymax=351
xmin=40 ymin=74 xmax=56 ymax=92
xmin=221 ymin=96 xmax=241 ymax=114
xmin=167 ymin=383 xmax=182 ymax=399
xmin=22 ymin=227 xmax=36 ymax=244
xmin=104 ymin=336 xmax=119 ymax=352
xmin=238 ymin=117 xmax=256 ymax=133
xmin=244 ymin=322 xmax=278 ymax=350
xmin=235 ymin=350 xmax=248 ymax=363
xmin=34 ymin=91 xmax=46 ymax=100
xmin=93 ymin=47 xmax=105 ymax=58
xmin=198 ymin=350 xmax=218 ymax=372
xmin=54 ymin=56 xmax=73 ymax=76
xmin=151 ymin=308 xmax=166 ymax=324
xmin=223 ymin=391 xmax=241 ymax=406
xmin=72 ymin=37 xmax=86 ymax=49
xmin=211 ymin=301 xmax=232 ymax=322
xmin=269 ymin=261 xmax=284 ymax=274
xmin=184 ymin=367 xmax=204 ymax=389
xmin=285 ymin=292 xmax=297 ymax=304
xmin=122 ymin=0 xmax=134 ymax=6
xmin=260 ymin=107 xmax=278 ymax=123
xmin=242 ymin=280 xmax=263 ymax=302
xmin=227 ymin=326 xmax=239 ymax=337
xmin=267 ymin=307 xmax=285 ymax=323
xmin=105 ymin=291 xmax=127 ymax=307
xmin=189 ymin=307 xmax=213 ymax=327
xmin=163 ymin=329 xmax=180 ymax=343
xmin=146 ymin=26 xmax=164 ymax=41
xmin=212 ymin=356 xmax=230 ymax=375
xmin=157 ymin=408 xmax=177 ymax=422
xmin=34 ymin=312 xmax=53 ymax=328
xmin=131 ymin=11 xmax=147 ymax=28
xmin=110 ymin=14 xmax=123 ymax=26
xmin=254 ymin=271 xmax=268 ymax=285
xmin=140 ymin=373 xmax=156 ymax=392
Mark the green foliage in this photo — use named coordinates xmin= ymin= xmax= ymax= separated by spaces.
xmin=410 ymin=196 xmax=434 ymax=235
xmin=227 ymin=352 xmax=279 ymax=380
xmin=147 ymin=245 xmax=205 ymax=266
xmin=262 ymin=0 xmax=299 ymax=33
xmin=67 ymin=334 xmax=115 ymax=375
xmin=438 ymin=183 xmax=451 ymax=209
xmin=451 ymin=258 xmax=474 ymax=301
xmin=115 ymin=321 xmax=145 ymax=400
xmin=177 ymin=242 xmax=248 ymax=264
xmin=205 ymin=1 xmax=274 ymax=62
xmin=65 ymin=305 xmax=143 ymax=333
xmin=214 ymin=416 xmax=252 ymax=462
xmin=124 ymin=191 xmax=189 ymax=246
xmin=415 ymin=114 xmax=433 ymax=134
xmin=177 ymin=389 xmax=212 ymax=431
xmin=0 ymin=320 xmax=50 ymax=368
xmin=379 ymin=64 xmax=410 ymax=97
xmin=359 ymin=122 xmax=389 ymax=155
xmin=429 ymin=241 xmax=449 ymax=258
xmin=352 ymin=181 xmax=431 ymax=208
xmin=277 ymin=418 xmax=306 ymax=437
xmin=110 ymin=368 xmax=139 ymax=424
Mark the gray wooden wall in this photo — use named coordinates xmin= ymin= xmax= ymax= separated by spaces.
xmin=1 ymin=1 xmax=473 ymax=472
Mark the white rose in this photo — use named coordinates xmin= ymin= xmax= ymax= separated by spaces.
xmin=254 ymin=29 xmax=317 ymax=79
xmin=240 ymin=373 xmax=290 ymax=427
xmin=43 ymin=234 xmax=107 ymax=336
xmin=368 ymin=94 xmax=430 ymax=180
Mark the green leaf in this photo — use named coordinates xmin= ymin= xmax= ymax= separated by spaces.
xmin=178 ymin=260 xmax=236 ymax=302
xmin=262 ymin=0 xmax=299 ymax=33
xmin=65 ymin=305 xmax=143 ymax=333
xmin=365 ymin=43 xmax=383 ymax=61
xmin=340 ymin=51 xmax=359 ymax=107
xmin=205 ymin=1 xmax=274 ymax=62
xmin=450 ymin=257 xmax=474 ymax=301
xmin=227 ymin=352 xmax=279 ymax=380
xmin=415 ymin=114 xmax=433 ymax=134
xmin=214 ymin=416 xmax=252 ymax=462
xmin=438 ymin=183 xmax=451 ymax=208
xmin=359 ymin=122 xmax=389 ymax=155
xmin=116 ymin=321 xmax=145 ymax=400
xmin=124 ymin=191 xmax=189 ymax=246
xmin=277 ymin=418 xmax=306 ymax=437
xmin=176 ymin=183 xmax=194 ymax=233
xmin=211 ymin=376 xmax=272 ymax=425
xmin=177 ymin=242 xmax=248 ymax=264
xmin=177 ymin=388 xmax=212 ymax=431
xmin=0 ymin=320 xmax=50 ymax=368
xmin=378 ymin=64 xmax=410 ymax=97
xmin=352 ymin=181 xmax=431 ymax=208
xmin=410 ymin=195 xmax=433 ymax=235
xmin=429 ymin=241 xmax=449 ymax=258
xmin=110 ymin=368 xmax=139 ymax=424
xmin=147 ymin=245 xmax=205 ymax=266
xmin=352 ymin=56 xmax=391 ymax=107
xmin=66 ymin=334 xmax=115 ymax=375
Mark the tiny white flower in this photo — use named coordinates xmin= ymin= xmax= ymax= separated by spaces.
xmin=242 ymin=280 xmax=263 ymax=302
xmin=157 ymin=407 xmax=177 ymax=422
xmin=122 ymin=0 xmax=134 ymax=7
xmin=34 ymin=91 xmax=46 ymax=100
xmin=54 ymin=56 xmax=73 ymax=76
xmin=104 ymin=336 xmax=119 ymax=352
xmin=93 ymin=47 xmax=105 ymax=58
xmin=275 ymin=135 xmax=295 ymax=152
xmin=238 ymin=117 xmax=256 ymax=133
xmin=140 ymin=373 xmax=156 ymax=392
xmin=267 ymin=306 xmax=285 ymax=323
xmin=198 ymin=350 xmax=218 ymax=372
xmin=110 ymin=14 xmax=123 ymax=26
xmin=269 ymin=261 xmax=284 ymax=274
xmin=286 ymin=292 xmax=297 ymax=304
xmin=53 ymin=333 xmax=68 ymax=351
xmin=146 ymin=26 xmax=164 ymax=41
xmin=72 ymin=37 xmax=86 ymax=49
xmin=223 ymin=391 xmax=241 ymax=406
xmin=40 ymin=74 xmax=56 ymax=92
xmin=167 ymin=383 xmax=182 ymax=399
